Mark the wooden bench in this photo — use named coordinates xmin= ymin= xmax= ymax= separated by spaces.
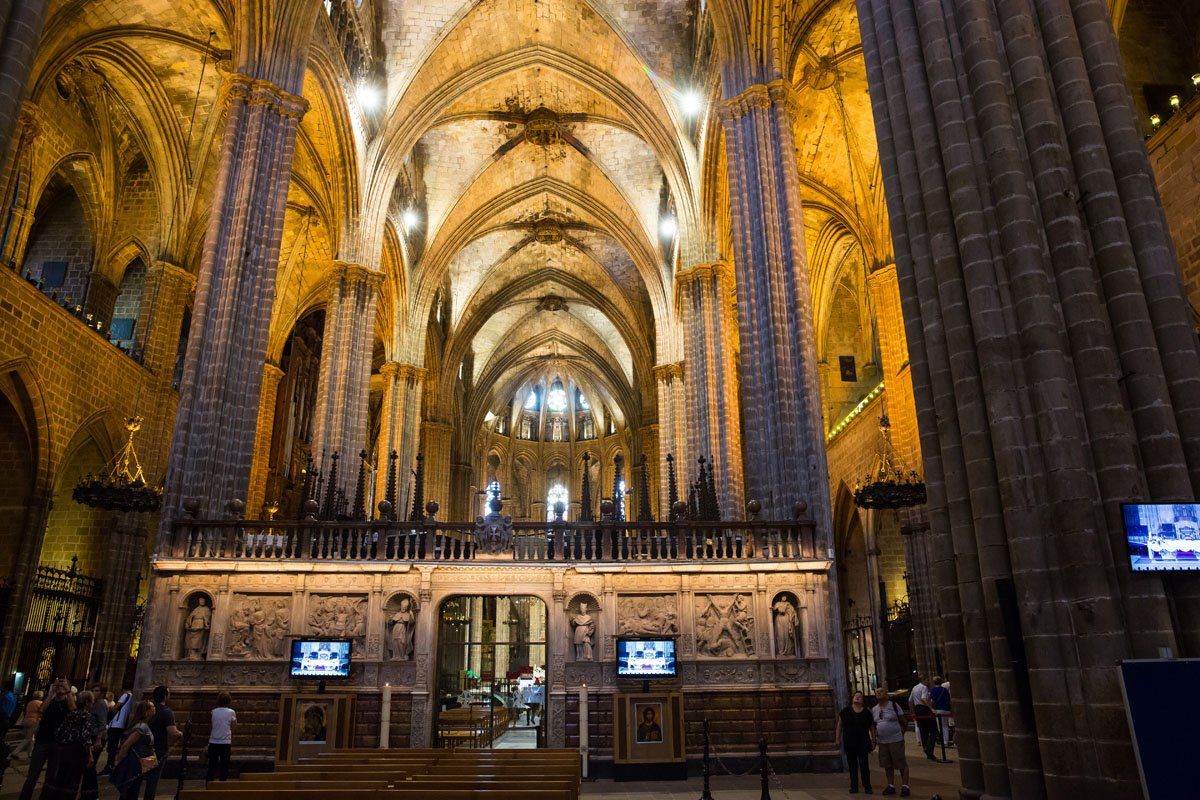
xmin=182 ymin=790 xmax=573 ymax=800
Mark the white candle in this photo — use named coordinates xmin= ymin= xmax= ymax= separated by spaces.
xmin=380 ymin=683 xmax=393 ymax=748
xmin=579 ymin=683 xmax=589 ymax=778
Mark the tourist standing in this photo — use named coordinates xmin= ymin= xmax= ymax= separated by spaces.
xmin=12 ymin=691 xmax=44 ymax=762
xmin=18 ymin=678 xmax=75 ymax=800
xmin=79 ymin=688 xmax=110 ymax=800
xmin=871 ymin=686 xmax=910 ymax=797
xmin=835 ymin=690 xmax=874 ymax=794
xmin=102 ymin=686 xmax=133 ymax=774
xmin=0 ymin=679 xmax=16 ymax=780
xmin=909 ymin=676 xmax=937 ymax=760
xmin=110 ymin=701 xmax=156 ymax=800
xmin=206 ymin=692 xmax=236 ymax=784
xmin=930 ymin=677 xmax=951 ymax=750
xmin=143 ymin=685 xmax=181 ymax=800
xmin=40 ymin=689 xmax=103 ymax=800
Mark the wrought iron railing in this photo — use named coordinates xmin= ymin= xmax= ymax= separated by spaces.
xmin=167 ymin=516 xmax=823 ymax=564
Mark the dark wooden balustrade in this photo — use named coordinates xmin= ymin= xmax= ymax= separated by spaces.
xmin=168 ymin=517 xmax=822 ymax=564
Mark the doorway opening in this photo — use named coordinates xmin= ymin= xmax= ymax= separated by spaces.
xmin=435 ymin=595 xmax=547 ymax=748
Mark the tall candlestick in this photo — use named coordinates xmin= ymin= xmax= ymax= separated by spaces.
xmin=579 ymin=683 xmax=589 ymax=778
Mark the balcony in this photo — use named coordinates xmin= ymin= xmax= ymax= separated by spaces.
xmin=167 ymin=514 xmax=824 ymax=565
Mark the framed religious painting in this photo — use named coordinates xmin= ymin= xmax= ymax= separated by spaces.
xmin=613 ymin=690 xmax=685 ymax=774
xmin=276 ymin=692 xmax=356 ymax=763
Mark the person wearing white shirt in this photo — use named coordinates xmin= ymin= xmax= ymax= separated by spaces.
xmin=909 ymin=677 xmax=937 ymax=760
xmin=206 ymin=692 xmax=237 ymax=784
xmin=100 ymin=689 xmax=132 ymax=774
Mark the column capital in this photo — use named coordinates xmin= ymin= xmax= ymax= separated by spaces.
xmin=223 ymin=73 xmax=309 ymax=119
xmin=717 ymin=80 xmax=795 ymax=122
xmin=17 ymin=102 xmax=41 ymax=141
xmin=381 ymin=361 xmax=427 ymax=382
xmin=329 ymin=260 xmax=386 ymax=289
xmin=653 ymin=362 xmax=685 ymax=383
xmin=151 ymin=260 xmax=198 ymax=292
xmin=675 ymin=261 xmax=732 ymax=288
xmin=263 ymin=360 xmax=286 ymax=383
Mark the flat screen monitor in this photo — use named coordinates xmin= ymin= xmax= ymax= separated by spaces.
xmin=616 ymin=638 xmax=677 ymax=678
xmin=289 ymin=639 xmax=352 ymax=679
xmin=1124 ymin=503 xmax=1200 ymax=572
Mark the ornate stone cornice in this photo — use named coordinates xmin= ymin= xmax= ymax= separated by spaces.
xmin=717 ymin=80 xmax=795 ymax=122
xmin=380 ymin=362 xmax=427 ymax=383
xmin=223 ymin=73 xmax=309 ymax=120
xmin=653 ymin=362 xmax=685 ymax=383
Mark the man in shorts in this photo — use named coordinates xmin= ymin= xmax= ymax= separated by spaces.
xmin=872 ymin=686 xmax=911 ymax=796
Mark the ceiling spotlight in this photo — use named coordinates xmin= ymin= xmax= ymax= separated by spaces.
xmin=357 ymin=82 xmax=382 ymax=112
xmin=659 ymin=216 xmax=677 ymax=239
xmin=680 ymin=90 xmax=703 ymax=118
xmin=402 ymin=208 xmax=420 ymax=231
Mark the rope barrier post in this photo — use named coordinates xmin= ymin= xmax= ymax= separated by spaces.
xmin=174 ymin=719 xmax=192 ymax=800
xmin=758 ymin=737 xmax=770 ymax=800
xmin=938 ymin=712 xmax=953 ymax=764
xmin=698 ymin=718 xmax=714 ymax=800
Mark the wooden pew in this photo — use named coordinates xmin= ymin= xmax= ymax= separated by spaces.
xmin=182 ymin=790 xmax=573 ymax=800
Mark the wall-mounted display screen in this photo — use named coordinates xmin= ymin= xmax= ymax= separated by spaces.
xmin=616 ymin=638 xmax=677 ymax=678
xmin=1124 ymin=503 xmax=1200 ymax=572
xmin=289 ymin=639 xmax=352 ymax=678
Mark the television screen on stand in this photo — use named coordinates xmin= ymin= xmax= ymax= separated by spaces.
xmin=616 ymin=638 xmax=677 ymax=678
xmin=1124 ymin=503 xmax=1200 ymax=572
xmin=289 ymin=639 xmax=352 ymax=679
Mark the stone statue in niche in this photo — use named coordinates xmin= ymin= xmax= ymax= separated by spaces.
xmin=550 ymin=416 xmax=565 ymax=442
xmin=513 ymin=460 xmax=532 ymax=517
xmin=308 ymin=595 xmax=367 ymax=640
xmin=569 ymin=597 xmax=598 ymax=661
xmin=772 ymin=593 xmax=801 ymax=657
xmin=386 ymin=595 xmax=419 ymax=661
xmin=617 ymin=595 xmax=678 ymax=636
xmin=182 ymin=595 xmax=212 ymax=660
xmin=695 ymin=594 xmax=755 ymax=657
xmin=225 ymin=596 xmax=289 ymax=659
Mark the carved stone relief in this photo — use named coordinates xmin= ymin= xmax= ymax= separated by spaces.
xmin=771 ymin=592 xmax=801 ymax=657
xmin=384 ymin=593 xmax=419 ymax=661
xmin=181 ymin=592 xmax=213 ymax=660
xmin=307 ymin=595 xmax=367 ymax=642
xmin=694 ymin=594 xmax=755 ymax=657
xmin=567 ymin=593 xmax=599 ymax=661
xmin=225 ymin=595 xmax=290 ymax=659
xmin=616 ymin=594 xmax=678 ymax=636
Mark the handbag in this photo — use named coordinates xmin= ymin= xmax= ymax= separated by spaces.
xmin=139 ymin=754 xmax=158 ymax=774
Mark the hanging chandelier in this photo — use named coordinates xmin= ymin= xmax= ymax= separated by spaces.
xmin=853 ymin=415 xmax=926 ymax=510
xmin=72 ymin=416 xmax=162 ymax=513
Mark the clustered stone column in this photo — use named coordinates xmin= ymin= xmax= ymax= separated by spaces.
xmin=676 ymin=261 xmax=745 ymax=518
xmin=718 ymin=84 xmax=832 ymax=526
xmin=160 ymin=73 xmax=308 ymax=526
xmin=856 ymin=1 xmax=1198 ymax=797
xmin=0 ymin=4 xmax=49 ymax=153
xmin=311 ymin=262 xmax=383 ymax=498
xmin=376 ymin=363 xmax=426 ymax=516
xmin=420 ymin=420 xmax=453 ymax=514
xmin=652 ymin=362 xmax=686 ymax=514
xmin=92 ymin=515 xmax=146 ymax=689
xmin=247 ymin=362 xmax=285 ymax=516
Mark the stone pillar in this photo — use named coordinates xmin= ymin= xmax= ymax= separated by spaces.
xmin=865 ymin=264 xmax=919 ymax=469
xmin=135 ymin=261 xmax=196 ymax=384
xmin=420 ymin=421 xmax=453 ymax=512
xmin=93 ymin=515 xmax=147 ymax=689
xmin=676 ymin=261 xmax=745 ymax=518
xmin=311 ymin=262 xmax=383 ymax=498
xmin=856 ymin=0 xmax=1195 ymax=795
xmin=653 ymin=363 xmax=686 ymax=514
xmin=0 ymin=490 xmax=50 ymax=675
xmin=718 ymin=87 xmax=830 ymax=526
xmin=247 ymin=362 xmax=285 ymax=516
xmin=376 ymin=363 xmax=426 ymax=517
xmin=160 ymin=73 xmax=309 ymax=528
xmin=0 ymin=4 xmax=49 ymax=157
xmin=85 ymin=275 xmax=119 ymax=329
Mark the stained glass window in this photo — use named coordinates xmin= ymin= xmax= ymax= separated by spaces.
xmin=547 ymin=484 xmax=569 ymax=521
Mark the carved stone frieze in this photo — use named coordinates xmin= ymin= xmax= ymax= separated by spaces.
xmin=307 ymin=594 xmax=367 ymax=641
xmin=381 ymin=662 xmax=417 ymax=687
xmin=225 ymin=595 xmax=290 ymax=659
xmin=564 ymin=661 xmax=606 ymax=687
xmin=697 ymin=663 xmax=759 ymax=685
xmin=694 ymin=594 xmax=755 ymax=657
xmin=617 ymin=594 xmax=678 ymax=636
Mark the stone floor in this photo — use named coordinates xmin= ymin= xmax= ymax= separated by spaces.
xmin=0 ymin=739 xmax=961 ymax=799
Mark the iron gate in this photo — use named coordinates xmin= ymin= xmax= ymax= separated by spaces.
xmin=16 ymin=558 xmax=102 ymax=695
xmin=843 ymin=613 xmax=877 ymax=693
xmin=885 ymin=599 xmax=918 ymax=690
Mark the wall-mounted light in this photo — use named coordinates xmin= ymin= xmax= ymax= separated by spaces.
xmin=402 ymin=207 xmax=420 ymax=231
xmin=1192 ymin=74 xmax=1200 ymax=89
xmin=680 ymin=90 xmax=703 ymax=118
xmin=357 ymin=81 xmax=382 ymax=112
xmin=1169 ymin=94 xmax=1182 ymax=111
xmin=659 ymin=216 xmax=677 ymax=240
xmin=1150 ymin=114 xmax=1162 ymax=129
